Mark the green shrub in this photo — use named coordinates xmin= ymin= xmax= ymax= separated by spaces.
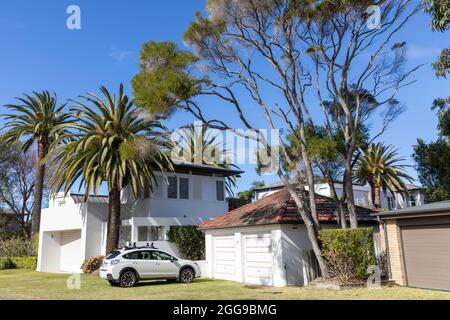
xmin=81 ymin=256 xmax=104 ymax=274
xmin=0 ymin=257 xmax=16 ymax=270
xmin=10 ymin=256 xmax=37 ymax=269
xmin=167 ymin=226 xmax=205 ymax=260
xmin=318 ymin=227 xmax=375 ymax=284
xmin=0 ymin=237 xmax=35 ymax=257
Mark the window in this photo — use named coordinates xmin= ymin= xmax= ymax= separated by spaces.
xmin=216 ymin=180 xmax=225 ymax=201
xmin=151 ymin=251 xmax=174 ymax=261
xmin=123 ymin=251 xmax=152 ymax=260
xmin=179 ymin=178 xmax=189 ymax=199
xmin=123 ymin=251 xmax=140 ymax=260
xmin=167 ymin=176 xmax=178 ymax=199
xmin=410 ymin=195 xmax=416 ymax=207
xmin=106 ymin=251 xmax=121 ymax=260
xmin=387 ymin=196 xmax=394 ymax=210
xmin=138 ymin=226 xmax=162 ymax=241
xmin=152 ymin=175 xmax=163 ymax=198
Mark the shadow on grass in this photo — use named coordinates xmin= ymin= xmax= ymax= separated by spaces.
xmin=132 ymin=278 xmax=215 ymax=287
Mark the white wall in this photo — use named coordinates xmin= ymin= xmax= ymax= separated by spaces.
xmin=125 ymin=172 xmax=228 ymax=220
xmin=38 ymin=231 xmax=62 ymax=272
xmin=281 ymin=225 xmax=313 ymax=286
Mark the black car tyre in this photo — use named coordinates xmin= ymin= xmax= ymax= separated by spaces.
xmin=119 ymin=270 xmax=137 ymax=288
xmin=179 ymin=268 xmax=194 ymax=284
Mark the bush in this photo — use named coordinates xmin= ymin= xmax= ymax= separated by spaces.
xmin=0 ymin=237 xmax=35 ymax=257
xmin=167 ymin=226 xmax=205 ymax=260
xmin=0 ymin=257 xmax=16 ymax=270
xmin=318 ymin=227 xmax=375 ymax=284
xmin=81 ymin=256 xmax=104 ymax=274
xmin=10 ymin=256 xmax=37 ymax=269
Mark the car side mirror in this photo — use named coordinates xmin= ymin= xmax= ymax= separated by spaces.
xmin=170 ymin=256 xmax=176 ymax=262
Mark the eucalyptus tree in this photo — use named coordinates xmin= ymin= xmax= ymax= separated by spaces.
xmin=2 ymin=91 xmax=71 ymax=235
xmin=47 ymin=84 xmax=172 ymax=253
xmin=133 ymin=1 xmax=419 ymax=276
xmin=355 ymin=143 xmax=413 ymax=209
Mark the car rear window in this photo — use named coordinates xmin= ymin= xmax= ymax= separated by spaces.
xmin=106 ymin=251 xmax=121 ymax=260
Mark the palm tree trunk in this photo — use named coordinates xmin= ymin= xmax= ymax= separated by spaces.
xmin=106 ymin=184 xmax=121 ymax=254
xmin=374 ymin=186 xmax=382 ymax=209
xmin=31 ymin=139 xmax=48 ymax=236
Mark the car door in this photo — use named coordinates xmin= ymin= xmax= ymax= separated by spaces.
xmin=150 ymin=251 xmax=179 ymax=278
xmin=123 ymin=250 xmax=156 ymax=279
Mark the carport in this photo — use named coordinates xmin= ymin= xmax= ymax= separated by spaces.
xmin=377 ymin=200 xmax=450 ymax=291
xmin=39 ymin=229 xmax=84 ymax=272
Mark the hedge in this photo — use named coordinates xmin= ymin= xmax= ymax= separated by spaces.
xmin=167 ymin=226 xmax=205 ymax=260
xmin=10 ymin=257 xmax=37 ymax=269
xmin=318 ymin=227 xmax=375 ymax=284
xmin=0 ymin=257 xmax=16 ymax=270
xmin=0 ymin=257 xmax=37 ymax=270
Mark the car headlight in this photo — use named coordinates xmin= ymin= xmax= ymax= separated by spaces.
xmin=110 ymin=259 xmax=120 ymax=265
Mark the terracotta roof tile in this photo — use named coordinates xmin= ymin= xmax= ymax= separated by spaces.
xmin=199 ymin=188 xmax=376 ymax=230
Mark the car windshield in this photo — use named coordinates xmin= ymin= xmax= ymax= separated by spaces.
xmin=106 ymin=251 xmax=121 ymax=260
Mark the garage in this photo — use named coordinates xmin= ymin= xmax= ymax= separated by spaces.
xmin=401 ymin=224 xmax=450 ymax=291
xmin=60 ymin=230 xmax=83 ymax=272
xmin=201 ymin=188 xmax=377 ymax=287
xmin=377 ymin=200 xmax=450 ymax=291
xmin=243 ymin=233 xmax=273 ymax=285
xmin=213 ymin=235 xmax=237 ymax=281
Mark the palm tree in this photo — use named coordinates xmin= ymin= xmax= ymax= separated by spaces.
xmin=2 ymin=91 xmax=71 ymax=236
xmin=47 ymin=84 xmax=172 ymax=253
xmin=171 ymin=124 xmax=239 ymax=195
xmin=355 ymin=143 xmax=414 ymax=209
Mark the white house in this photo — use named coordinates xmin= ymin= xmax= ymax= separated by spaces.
xmin=37 ymin=162 xmax=242 ymax=273
xmin=253 ymin=180 xmax=424 ymax=210
xmin=200 ymin=188 xmax=378 ymax=287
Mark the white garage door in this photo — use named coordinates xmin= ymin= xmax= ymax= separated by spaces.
xmin=244 ymin=233 xmax=273 ymax=285
xmin=213 ymin=235 xmax=237 ymax=281
xmin=60 ymin=230 xmax=83 ymax=272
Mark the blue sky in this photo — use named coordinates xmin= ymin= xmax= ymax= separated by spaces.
xmin=0 ymin=1 xmax=449 ymax=193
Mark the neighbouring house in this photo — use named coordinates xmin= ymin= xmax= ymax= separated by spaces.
xmin=253 ymin=179 xmax=424 ymax=210
xmin=199 ymin=188 xmax=378 ymax=287
xmin=376 ymin=200 xmax=450 ymax=291
xmin=37 ymin=162 xmax=242 ymax=273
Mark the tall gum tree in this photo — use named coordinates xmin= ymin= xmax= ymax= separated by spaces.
xmin=133 ymin=1 xmax=420 ymax=277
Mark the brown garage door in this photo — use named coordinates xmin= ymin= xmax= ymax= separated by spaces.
xmin=401 ymin=224 xmax=450 ymax=291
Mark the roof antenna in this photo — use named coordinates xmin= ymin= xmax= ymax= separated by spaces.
xmin=133 ymin=242 xmax=136 ymax=248
xmin=146 ymin=242 xmax=150 ymax=247
xmin=150 ymin=242 xmax=155 ymax=249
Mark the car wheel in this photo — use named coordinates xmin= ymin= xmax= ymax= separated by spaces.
xmin=180 ymin=268 xmax=194 ymax=284
xmin=119 ymin=271 xmax=137 ymax=288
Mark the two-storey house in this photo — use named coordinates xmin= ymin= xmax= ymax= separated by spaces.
xmin=36 ymin=162 xmax=242 ymax=273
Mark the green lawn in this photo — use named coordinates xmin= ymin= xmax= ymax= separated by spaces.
xmin=0 ymin=269 xmax=449 ymax=300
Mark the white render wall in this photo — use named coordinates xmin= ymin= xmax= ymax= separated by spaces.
xmin=204 ymin=224 xmax=313 ymax=287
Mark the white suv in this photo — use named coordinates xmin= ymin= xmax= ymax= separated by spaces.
xmin=99 ymin=247 xmax=201 ymax=287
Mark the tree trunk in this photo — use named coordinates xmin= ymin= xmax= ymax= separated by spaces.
xmin=106 ymin=184 xmax=121 ymax=254
xmin=325 ymin=173 xmax=347 ymax=229
xmin=343 ymin=161 xmax=358 ymax=228
xmin=373 ymin=186 xmax=381 ymax=209
xmin=31 ymin=138 xmax=48 ymax=236
xmin=284 ymin=185 xmax=329 ymax=279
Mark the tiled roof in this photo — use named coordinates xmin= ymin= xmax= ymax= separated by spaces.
xmin=199 ymin=188 xmax=376 ymax=230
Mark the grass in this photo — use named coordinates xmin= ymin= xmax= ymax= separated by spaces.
xmin=0 ymin=269 xmax=450 ymax=300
